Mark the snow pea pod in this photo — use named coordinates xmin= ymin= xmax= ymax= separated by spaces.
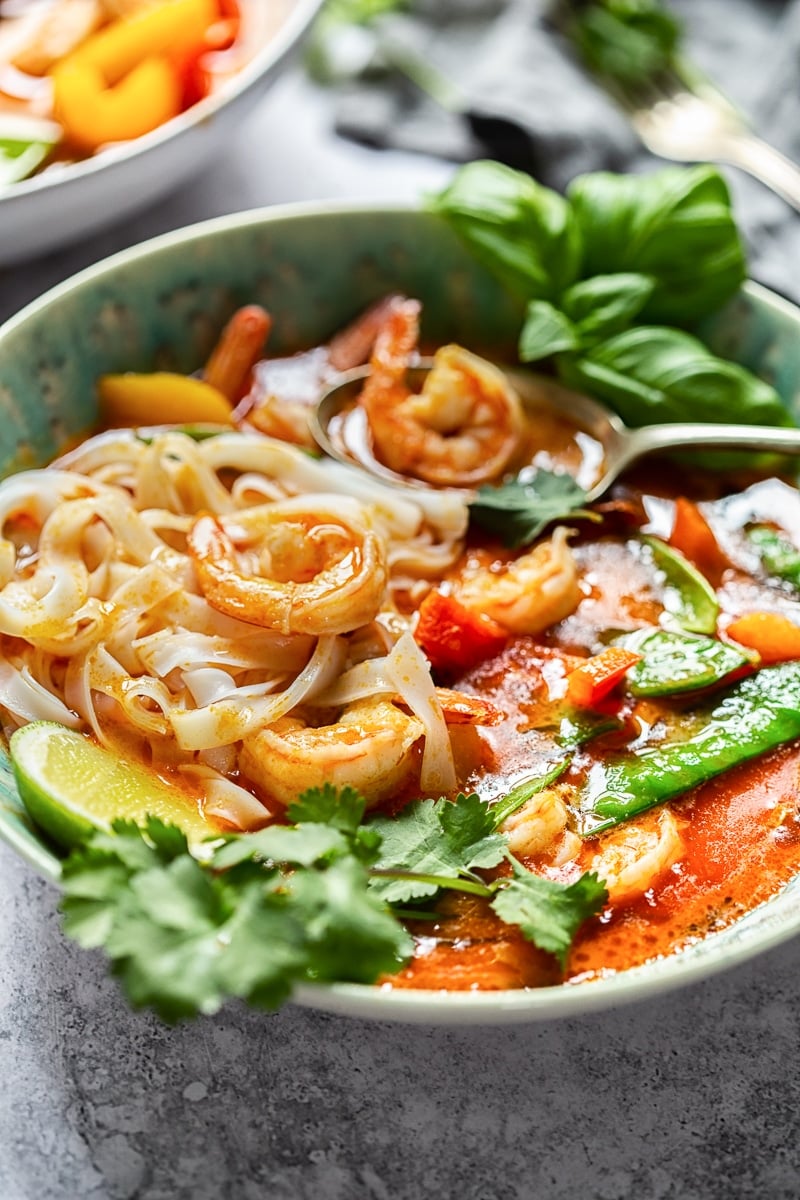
xmin=579 ymin=660 xmax=800 ymax=834
xmin=748 ymin=525 xmax=800 ymax=589
xmin=624 ymin=629 xmax=750 ymax=696
xmin=642 ymin=535 xmax=719 ymax=634
xmin=491 ymin=760 xmax=571 ymax=828
xmin=556 ymin=709 xmax=623 ymax=748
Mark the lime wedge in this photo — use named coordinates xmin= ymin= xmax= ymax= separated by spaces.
xmin=10 ymin=722 xmax=219 ymax=849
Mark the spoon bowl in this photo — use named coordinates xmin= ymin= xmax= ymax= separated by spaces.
xmin=311 ymin=361 xmax=800 ymax=499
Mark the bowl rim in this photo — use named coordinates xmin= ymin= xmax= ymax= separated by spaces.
xmin=3 ymin=199 xmax=800 ymax=1023
xmin=0 ymin=0 xmax=324 ymax=204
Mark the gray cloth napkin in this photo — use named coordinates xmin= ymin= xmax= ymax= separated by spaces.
xmin=329 ymin=0 xmax=800 ymax=302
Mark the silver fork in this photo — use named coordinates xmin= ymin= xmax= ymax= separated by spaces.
xmin=616 ymin=67 xmax=800 ymax=212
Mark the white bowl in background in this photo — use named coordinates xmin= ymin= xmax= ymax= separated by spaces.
xmin=0 ymin=0 xmax=323 ymax=266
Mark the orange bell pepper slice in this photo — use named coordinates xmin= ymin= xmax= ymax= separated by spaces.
xmin=98 ymin=372 xmax=233 ymax=427
xmin=51 ymin=0 xmax=219 ymax=150
xmin=70 ymin=0 xmax=219 ymax=85
xmin=725 ymin=612 xmax=800 ymax=664
xmin=565 ymin=646 xmax=642 ymax=708
xmin=52 ymin=57 xmax=181 ymax=152
xmin=415 ymin=591 xmax=508 ymax=676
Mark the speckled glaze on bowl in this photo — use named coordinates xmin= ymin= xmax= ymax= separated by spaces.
xmin=2 ymin=204 xmax=800 ymax=1024
xmin=0 ymin=0 xmax=323 ymax=266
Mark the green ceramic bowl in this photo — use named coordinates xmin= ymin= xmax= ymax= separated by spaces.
xmin=2 ymin=204 xmax=800 ymax=1023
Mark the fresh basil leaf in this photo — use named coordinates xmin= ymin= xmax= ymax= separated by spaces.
xmin=519 ymin=301 xmax=579 ymax=361
xmin=569 ymin=0 xmax=681 ymax=89
xmin=429 ymin=160 xmax=582 ymax=302
xmin=490 ymin=858 xmax=608 ymax=966
xmin=559 ymin=326 xmax=789 ymax=431
xmin=470 ymin=469 xmax=596 ymax=549
xmin=567 ymin=166 xmax=746 ymax=323
xmin=748 ymin=526 xmax=800 ymax=589
xmin=642 ymin=535 xmax=720 ymax=635
xmin=561 ymin=272 xmax=655 ymax=343
xmin=622 ymin=628 xmax=749 ymax=695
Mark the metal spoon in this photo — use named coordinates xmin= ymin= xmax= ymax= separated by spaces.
xmin=310 ymin=360 xmax=800 ymax=500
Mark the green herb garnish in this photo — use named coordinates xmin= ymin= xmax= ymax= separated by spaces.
xmin=430 ymin=161 xmax=790 ymax=437
xmin=491 ymin=860 xmax=608 ymax=967
xmin=368 ymin=791 xmax=508 ymax=902
xmin=60 ymin=786 xmax=607 ymax=1020
xmin=469 ymin=469 xmax=597 ymax=548
xmin=564 ymin=0 xmax=682 ymax=92
xmin=748 ymin=526 xmax=800 ymax=590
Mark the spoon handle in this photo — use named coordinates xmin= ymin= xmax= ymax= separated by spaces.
xmin=586 ymin=420 xmax=800 ymax=502
xmin=626 ymin=422 xmax=800 ymax=459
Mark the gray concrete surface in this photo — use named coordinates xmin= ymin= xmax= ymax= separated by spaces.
xmin=3 ymin=32 xmax=800 ymax=1200
xmin=3 ymin=838 xmax=800 ymax=1200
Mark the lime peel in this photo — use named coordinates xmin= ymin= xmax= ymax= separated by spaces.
xmin=10 ymin=722 xmax=218 ymax=849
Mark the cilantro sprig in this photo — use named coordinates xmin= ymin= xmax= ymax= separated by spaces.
xmin=59 ymin=784 xmax=607 ymax=1022
xmin=469 ymin=469 xmax=597 ymax=548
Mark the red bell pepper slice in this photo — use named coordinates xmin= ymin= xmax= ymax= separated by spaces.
xmin=415 ymin=591 xmax=508 ymax=676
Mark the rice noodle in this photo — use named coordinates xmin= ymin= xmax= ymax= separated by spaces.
xmin=171 ymin=634 xmax=347 ymax=750
xmin=178 ymin=764 xmax=272 ymax=831
xmin=0 ymin=428 xmax=471 ymax=813
xmin=0 ymin=660 xmax=81 ymax=728
xmin=384 ymin=632 xmax=456 ymax=794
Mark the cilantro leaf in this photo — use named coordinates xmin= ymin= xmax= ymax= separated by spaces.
xmin=58 ymin=786 xmax=607 ymax=1019
xmin=287 ymin=783 xmax=366 ymax=832
xmin=470 ymin=469 xmax=596 ymax=548
xmin=60 ymin=816 xmax=411 ymax=1022
xmin=369 ymin=792 xmax=506 ymax=902
xmin=287 ymin=858 xmax=413 ymax=984
xmin=491 ymin=860 xmax=608 ymax=966
xmin=286 ymin=784 xmax=381 ymax=864
xmin=213 ymin=824 xmax=351 ymax=871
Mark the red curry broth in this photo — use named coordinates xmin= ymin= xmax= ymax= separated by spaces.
xmin=387 ymin=481 xmax=800 ymax=992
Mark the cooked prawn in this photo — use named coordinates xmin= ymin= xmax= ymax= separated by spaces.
xmin=187 ymin=495 xmax=388 ymax=636
xmin=240 ymin=697 xmax=424 ymax=808
xmin=359 ymin=299 xmax=524 ymax=487
xmin=499 ymin=784 xmax=581 ymax=865
xmin=590 ymin=809 xmax=684 ymax=906
xmin=456 ymin=526 xmax=581 ymax=635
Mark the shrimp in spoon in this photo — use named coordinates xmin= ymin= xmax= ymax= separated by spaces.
xmin=359 ymin=298 xmax=524 ymax=488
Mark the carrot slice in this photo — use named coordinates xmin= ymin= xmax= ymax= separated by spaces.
xmin=726 ymin=612 xmax=800 ymax=664
xmin=669 ymin=497 xmax=728 ymax=579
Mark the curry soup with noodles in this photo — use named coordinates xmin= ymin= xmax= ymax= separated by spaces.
xmin=4 ymin=294 xmax=800 ymax=993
